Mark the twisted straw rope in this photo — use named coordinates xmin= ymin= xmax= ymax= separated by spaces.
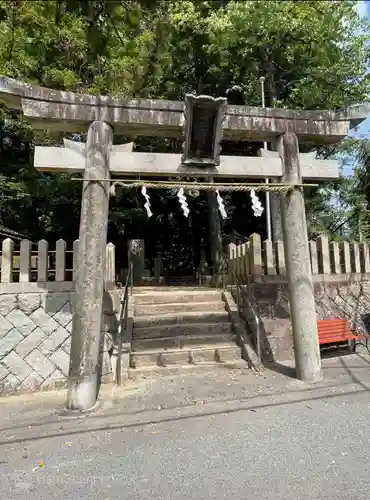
xmin=107 ymin=180 xmax=317 ymax=196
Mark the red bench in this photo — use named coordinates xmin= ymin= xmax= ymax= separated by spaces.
xmin=317 ymin=319 xmax=369 ymax=353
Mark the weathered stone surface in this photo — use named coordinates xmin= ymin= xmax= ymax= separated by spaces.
xmin=0 ymin=363 xmax=8 ymax=381
xmin=103 ymin=331 xmax=114 ymax=352
xmin=0 ymin=282 xmax=74 ymax=294
xmin=0 ymin=314 xmax=14 ymax=339
xmin=53 ymin=301 xmax=73 ymax=327
xmin=100 ymin=350 xmax=113 ymax=377
xmin=29 ymin=308 xmax=59 ymax=335
xmin=20 ymin=371 xmax=44 ymax=391
xmin=0 ymin=289 xmax=114 ymax=395
xmin=0 ymin=373 xmax=20 ymax=393
xmin=103 ymin=289 xmax=120 ymax=314
xmin=61 ymin=335 xmax=71 ymax=355
xmin=67 ymin=120 xmax=113 ymax=411
xmin=2 ymin=350 xmax=32 ymax=382
xmin=0 ymin=295 xmax=17 ymax=316
xmin=50 ymin=348 xmax=69 ymax=377
xmin=1 ymin=238 xmax=14 ymax=283
xmin=38 ymin=325 xmax=70 ymax=356
xmin=15 ymin=327 xmax=46 ymax=358
xmin=0 ymin=328 xmax=23 ymax=358
xmin=6 ymin=309 xmax=36 ymax=337
xmin=40 ymin=369 xmax=65 ymax=390
xmin=278 ymin=132 xmax=321 ymax=382
xmin=18 ymin=293 xmax=41 ymax=315
xmin=35 ymin=147 xmax=340 ymax=181
xmin=25 ymin=349 xmax=55 ymax=379
xmin=1 ymin=76 xmax=368 ymax=143
xmin=42 ymin=292 xmax=70 ymax=315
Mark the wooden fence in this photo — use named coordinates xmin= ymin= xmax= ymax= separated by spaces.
xmin=228 ymin=233 xmax=370 ymax=279
xmin=0 ymin=238 xmax=116 ymax=283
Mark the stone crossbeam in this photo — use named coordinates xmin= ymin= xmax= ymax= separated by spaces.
xmin=1 ymin=77 xmax=369 ymax=144
xmin=34 ymin=145 xmax=339 ymax=180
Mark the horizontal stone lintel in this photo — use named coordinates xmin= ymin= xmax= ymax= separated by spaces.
xmin=1 ymin=77 xmax=368 ymax=144
xmin=34 ymin=148 xmax=339 ymax=180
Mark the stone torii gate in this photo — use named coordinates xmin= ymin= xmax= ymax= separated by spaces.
xmin=0 ymin=76 xmax=368 ymax=411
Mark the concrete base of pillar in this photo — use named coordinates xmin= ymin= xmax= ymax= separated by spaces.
xmin=66 ymin=374 xmax=98 ymax=411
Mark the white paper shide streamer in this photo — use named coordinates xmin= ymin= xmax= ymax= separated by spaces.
xmin=141 ymin=186 xmax=152 ymax=218
xmin=177 ymin=187 xmax=189 ymax=217
xmin=216 ymin=190 xmax=227 ymax=219
xmin=250 ymin=189 xmax=264 ymax=217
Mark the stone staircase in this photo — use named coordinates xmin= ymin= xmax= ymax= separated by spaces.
xmin=130 ymin=288 xmax=243 ymax=369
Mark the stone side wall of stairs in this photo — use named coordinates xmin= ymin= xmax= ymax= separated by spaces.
xmin=244 ymin=276 xmax=370 ymax=362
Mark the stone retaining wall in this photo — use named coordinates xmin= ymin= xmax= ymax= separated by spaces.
xmin=0 ymin=284 xmax=120 ymax=395
xmin=243 ymin=274 xmax=370 ymax=362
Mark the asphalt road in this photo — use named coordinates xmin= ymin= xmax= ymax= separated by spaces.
xmin=1 ymin=356 xmax=370 ymax=499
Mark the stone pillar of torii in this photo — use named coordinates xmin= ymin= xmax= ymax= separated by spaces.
xmin=0 ymin=76 xmax=368 ymax=411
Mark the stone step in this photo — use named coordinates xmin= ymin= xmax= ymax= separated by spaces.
xmin=134 ymin=290 xmax=222 ymax=305
xmin=133 ymin=322 xmax=232 ymax=340
xmin=134 ymin=300 xmax=226 ymax=316
xmin=128 ymin=359 xmax=249 ymax=379
xmin=130 ymin=344 xmax=242 ymax=368
xmin=132 ymin=333 xmax=237 ymax=351
xmin=134 ymin=310 xmax=229 ymax=328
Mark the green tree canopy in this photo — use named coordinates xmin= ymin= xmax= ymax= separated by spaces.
xmin=0 ymin=0 xmax=368 ymax=269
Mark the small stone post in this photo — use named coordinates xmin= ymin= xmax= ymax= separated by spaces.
xmin=55 ymin=239 xmax=66 ymax=281
xmin=339 ymin=241 xmax=351 ymax=274
xmin=309 ymin=241 xmax=318 ymax=275
xmin=228 ymin=243 xmax=236 ymax=284
xmin=278 ymin=132 xmax=321 ymax=383
xmin=263 ymin=239 xmax=275 ymax=275
xmin=37 ymin=240 xmax=48 ymax=282
xmin=154 ymin=246 xmax=164 ymax=283
xmin=248 ymin=233 xmax=262 ymax=277
xmin=67 ymin=121 xmax=113 ymax=411
xmin=129 ymin=239 xmax=145 ymax=285
xmin=1 ymin=238 xmax=14 ymax=283
xmin=19 ymin=239 xmax=31 ymax=282
xmin=274 ymin=240 xmax=285 ymax=276
xmin=316 ymin=235 xmax=330 ymax=274
xmin=105 ymin=242 xmax=116 ymax=289
xmin=330 ymin=241 xmax=341 ymax=274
